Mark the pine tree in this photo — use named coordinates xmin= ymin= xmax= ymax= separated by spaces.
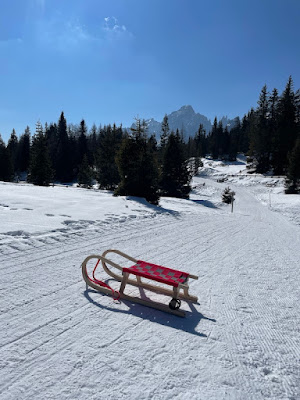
xmin=255 ymin=85 xmax=271 ymax=173
xmin=273 ymin=77 xmax=298 ymax=175
xmin=148 ymin=134 xmax=158 ymax=153
xmin=160 ymin=114 xmax=170 ymax=149
xmin=269 ymin=88 xmax=279 ymax=172
xmin=222 ymin=187 xmax=236 ymax=212
xmin=115 ymin=119 xmax=159 ymax=204
xmin=28 ymin=124 xmax=53 ymax=186
xmin=88 ymin=123 xmax=98 ymax=165
xmin=190 ymin=156 xmax=203 ymax=176
xmin=208 ymin=117 xmax=230 ymax=159
xmin=160 ymin=130 xmax=191 ymax=198
xmin=78 ymin=119 xmax=88 ymax=165
xmin=7 ymin=129 xmax=19 ymax=175
xmin=295 ymin=89 xmax=300 ymax=123
xmin=17 ymin=127 xmax=31 ymax=173
xmin=285 ymin=138 xmax=300 ymax=193
xmin=130 ymin=117 xmax=148 ymax=139
xmin=222 ymin=186 xmax=235 ymax=204
xmin=187 ymin=137 xmax=196 ymax=159
xmin=228 ymin=117 xmax=240 ymax=161
xmin=45 ymin=123 xmax=58 ymax=170
xmin=96 ymin=124 xmax=123 ymax=190
xmin=56 ymin=112 xmax=73 ymax=182
xmin=240 ymin=110 xmax=254 ymax=155
xmin=0 ymin=135 xmax=13 ymax=181
xmin=68 ymin=127 xmax=79 ymax=179
xmin=222 ymin=187 xmax=235 ymax=204
xmin=209 ymin=117 xmax=221 ymax=159
xmin=194 ymin=124 xmax=206 ymax=157
xmin=222 ymin=125 xmax=230 ymax=158
xmin=78 ymin=154 xmax=93 ymax=188
xmin=186 ymin=130 xmax=204 ymax=175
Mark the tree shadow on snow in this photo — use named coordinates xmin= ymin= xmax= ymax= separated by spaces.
xmin=190 ymin=199 xmax=219 ymax=209
xmin=126 ymin=196 xmax=181 ymax=217
xmin=84 ymin=287 xmax=216 ymax=338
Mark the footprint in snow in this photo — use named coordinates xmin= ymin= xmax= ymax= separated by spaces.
xmin=262 ymin=367 xmax=272 ymax=376
xmin=5 ymin=230 xmax=31 ymax=238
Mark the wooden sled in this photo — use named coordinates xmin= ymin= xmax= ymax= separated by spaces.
xmin=81 ymin=249 xmax=198 ymax=317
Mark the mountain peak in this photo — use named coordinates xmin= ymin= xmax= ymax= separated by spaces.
xmin=178 ymin=105 xmax=195 ymax=113
xmin=172 ymin=105 xmax=195 ymax=115
xmin=129 ymin=106 xmax=237 ymax=141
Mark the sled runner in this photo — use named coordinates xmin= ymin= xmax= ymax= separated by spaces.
xmin=81 ymin=249 xmax=198 ymax=317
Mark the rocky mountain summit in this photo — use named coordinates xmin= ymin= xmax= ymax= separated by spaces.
xmin=132 ymin=105 xmax=237 ymax=140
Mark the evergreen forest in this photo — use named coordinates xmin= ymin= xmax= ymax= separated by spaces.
xmin=0 ymin=76 xmax=300 ymax=203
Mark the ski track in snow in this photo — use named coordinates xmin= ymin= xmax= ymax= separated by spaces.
xmin=0 ymin=175 xmax=300 ymax=399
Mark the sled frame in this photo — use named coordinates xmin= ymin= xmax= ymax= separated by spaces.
xmin=81 ymin=249 xmax=198 ymax=317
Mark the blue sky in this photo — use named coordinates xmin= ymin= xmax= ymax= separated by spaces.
xmin=1 ymin=0 xmax=300 ymax=142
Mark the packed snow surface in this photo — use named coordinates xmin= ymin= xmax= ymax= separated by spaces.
xmin=0 ymin=157 xmax=299 ymax=399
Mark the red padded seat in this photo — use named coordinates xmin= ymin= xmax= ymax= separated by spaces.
xmin=123 ymin=260 xmax=189 ymax=287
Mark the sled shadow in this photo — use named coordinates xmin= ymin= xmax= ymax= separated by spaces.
xmin=84 ymin=288 xmax=216 ymax=338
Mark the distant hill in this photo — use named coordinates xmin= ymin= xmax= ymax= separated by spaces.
xmin=128 ymin=105 xmax=237 ymax=141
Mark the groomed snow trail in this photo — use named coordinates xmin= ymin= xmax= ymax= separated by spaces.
xmin=0 ymin=181 xmax=299 ymax=399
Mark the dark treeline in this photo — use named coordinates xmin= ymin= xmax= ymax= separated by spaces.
xmin=0 ymin=112 xmax=192 ymax=204
xmin=0 ymin=76 xmax=300 ymax=202
xmin=187 ymin=76 xmax=300 ymax=193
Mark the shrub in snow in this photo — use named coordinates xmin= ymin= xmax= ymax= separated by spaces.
xmin=222 ymin=187 xmax=235 ymax=204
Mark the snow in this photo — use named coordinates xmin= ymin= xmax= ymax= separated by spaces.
xmin=1 ymin=157 xmax=299 ymax=399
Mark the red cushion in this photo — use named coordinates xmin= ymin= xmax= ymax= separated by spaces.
xmin=123 ymin=260 xmax=189 ymax=287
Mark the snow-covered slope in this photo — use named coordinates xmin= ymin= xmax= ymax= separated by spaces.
xmin=0 ymin=161 xmax=299 ymax=400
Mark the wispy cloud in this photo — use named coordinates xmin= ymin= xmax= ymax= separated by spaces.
xmin=36 ymin=18 xmax=97 ymax=51
xmin=102 ymin=16 xmax=133 ymax=40
xmin=34 ymin=15 xmax=133 ymax=52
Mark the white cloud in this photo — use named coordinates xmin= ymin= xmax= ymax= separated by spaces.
xmin=102 ymin=16 xmax=133 ymax=39
xmin=65 ymin=21 xmax=91 ymax=42
xmin=34 ymin=15 xmax=133 ymax=52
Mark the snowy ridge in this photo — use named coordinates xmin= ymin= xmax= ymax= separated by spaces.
xmin=131 ymin=105 xmax=236 ymax=140
xmin=0 ymin=157 xmax=299 ymax=399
